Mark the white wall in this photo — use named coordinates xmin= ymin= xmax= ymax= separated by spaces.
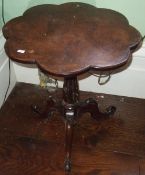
xmin=0 ymin=30 xmax=17 ymax=108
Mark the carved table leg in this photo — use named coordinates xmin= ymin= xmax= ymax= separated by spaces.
xmin=76 ymin=98 xmax=116 ymax=120
xmin=31 ymin=75 xmax=116 ymax=173
xmin=31 ymin=96 xmax=58 ymax=118
xmin=63 ymin=77 xmax=79 ymax=173
xmin=62 ymin=77 xmax=116 ymax=173
xmin=64 ymin=107 xmax=74 ymax=172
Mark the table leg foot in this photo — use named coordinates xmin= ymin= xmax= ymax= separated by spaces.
xmin=31 ymin=104 xmax=55 ymax=118
xmin=77 ymin=98 xmax=116 ymax=120
xmin=31 ymin=96 xmax=59 ymax=118
xmin=64 ymin=159 xmax=71 ymax=172
xmin=105 ymin=105 xmax=116 ymax=115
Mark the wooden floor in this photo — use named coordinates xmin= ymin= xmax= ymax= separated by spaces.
xmin=0 ymin=83 xmax=145 ymax=175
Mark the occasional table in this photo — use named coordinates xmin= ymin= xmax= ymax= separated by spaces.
xmin=2 ymin=2 xmax=142 ymax=174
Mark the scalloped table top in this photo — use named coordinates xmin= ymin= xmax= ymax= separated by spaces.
xmin=3 ymin=2 xmax=142 ymax=77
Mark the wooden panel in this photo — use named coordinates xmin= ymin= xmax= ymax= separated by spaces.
xmin=0 ymin=83 xmax=145 ymax=174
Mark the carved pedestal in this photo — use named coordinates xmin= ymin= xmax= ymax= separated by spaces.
xmin=32 ymin=76 xmax=116 ymax=173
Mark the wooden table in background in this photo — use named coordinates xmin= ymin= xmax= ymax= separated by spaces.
xmin=2 ymin=2 xmax=142 ymax=174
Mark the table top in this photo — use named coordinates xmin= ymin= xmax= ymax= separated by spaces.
xmin=3 ymin=2 xmax=142 ymax=77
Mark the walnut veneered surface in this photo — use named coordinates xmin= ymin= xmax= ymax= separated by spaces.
xmin=3 ymin=2 xmax=142 ymax=77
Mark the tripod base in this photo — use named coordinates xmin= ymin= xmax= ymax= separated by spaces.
xmin=31 ymin=77 xmax=116 ymax=173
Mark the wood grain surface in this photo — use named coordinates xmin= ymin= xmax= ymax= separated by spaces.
xmin=3 ymin=2 xmax=142 ymax=76
xmin=0 ymin=83 xmax=145 ymax=174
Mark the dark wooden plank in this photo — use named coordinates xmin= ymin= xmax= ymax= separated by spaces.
xmin=0 ymin=82 xmax=145 ymax=174
xmin=140 ymin=160 xmax=145 ymax=175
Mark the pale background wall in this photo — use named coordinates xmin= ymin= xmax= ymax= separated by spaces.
xmin=0 ymin=0 xmax=145 ymax=36
xmin=0 ymin=31 xmax=16 ymax=107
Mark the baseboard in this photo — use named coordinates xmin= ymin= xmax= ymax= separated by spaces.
xmin=0 ymin=30 xmax=17 ymax=108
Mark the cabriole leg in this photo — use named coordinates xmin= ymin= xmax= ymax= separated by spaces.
xmin=64 ymin=106 xmax=74 ymax=172
xmin=63 ymin=77 xmax=79 ymax=173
